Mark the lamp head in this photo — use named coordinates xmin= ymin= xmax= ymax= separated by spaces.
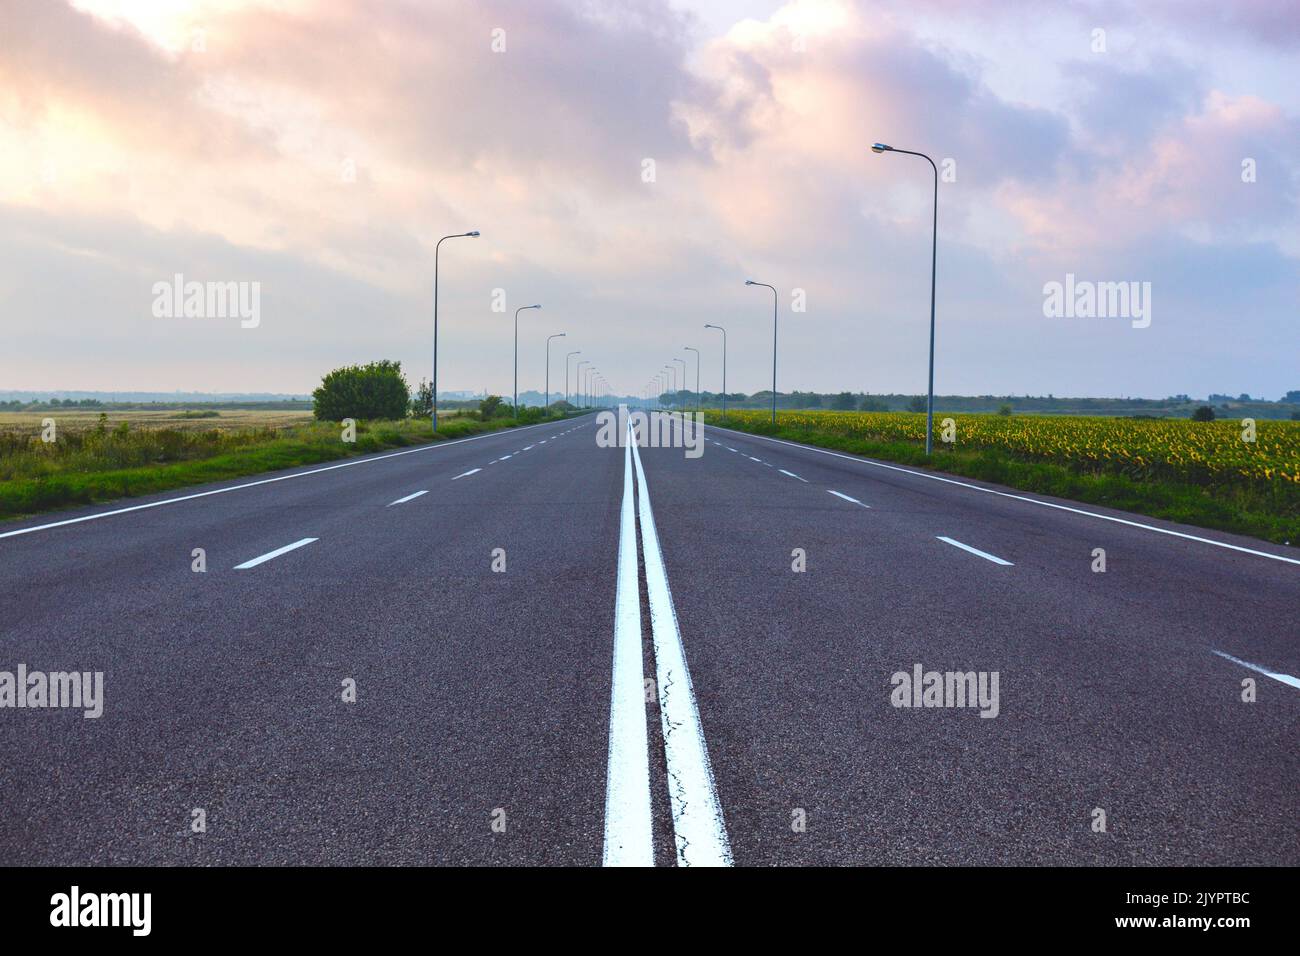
xmin=745 ymin=279 xmax=756 ymax=286
xmin=871 ymin=143 xmax=891 ymax=154
xmin=465 ymin=230 xmax=481 ymax=236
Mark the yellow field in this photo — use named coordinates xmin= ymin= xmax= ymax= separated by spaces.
xmin=716 ymin=409 xmax=1300 ymax=488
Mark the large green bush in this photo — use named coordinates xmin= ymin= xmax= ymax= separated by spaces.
xmin=313 ymin=360 xmax=410 ymax=421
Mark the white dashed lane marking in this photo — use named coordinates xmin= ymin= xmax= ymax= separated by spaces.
xmin=1212 ymin=650 xmax=1300 ymax=690
xmin=936 ymin=536 xmax=1013 ymax=566
xmin=233 ymin=537 xmax=318 ymax=570
xmin=388 ymin=490 xmax=428 ymax=505
xmin=827 ymin=490 xmax=869 ymax=508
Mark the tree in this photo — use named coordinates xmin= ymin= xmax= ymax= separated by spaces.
xmin=997 ymin=403 xmax=1013 ymax=416
xmin=907 ymin=395 xmax=927 ymax=413
xmin=1192 ymin=405 xmax=1216 ymax=422
xmin=410 ymin=379 xmax=433 ymax=418
xmin=859 ymin=396 xmax=888 ymax=412
xmin=830 ymin=391 xmax=857 ymax=410
xmin=312 ymin=360 xmax=410 ymax=421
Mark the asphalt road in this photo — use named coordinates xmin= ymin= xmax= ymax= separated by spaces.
xmin=1 ymin=410 xmax=1296 ymax=866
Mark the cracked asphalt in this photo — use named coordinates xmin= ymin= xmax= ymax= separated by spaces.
xmin=1 ymin=411 xmax=1296 ymax=865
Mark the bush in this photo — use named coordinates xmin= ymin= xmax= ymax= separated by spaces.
xmin=313 ymin=360 xmax=410 ymax=421
xmin=998 ymin=403 xmax=1013 ymax=416
xmin=1192 ymin=405 xmax=1216 ymax=422
xmin=479 ymin=395 xmax=509 ymax=419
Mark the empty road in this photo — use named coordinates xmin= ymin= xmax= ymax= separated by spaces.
xmin=2 ymin=410 xmax=1296 ymax=866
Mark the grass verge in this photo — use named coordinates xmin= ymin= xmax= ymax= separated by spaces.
xmin=0 ymin=413 xmax=576 ymax=522
xmin=703 ymin=412 xmax=1299 ymax=546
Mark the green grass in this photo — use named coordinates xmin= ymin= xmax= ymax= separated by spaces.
xmin=0 ymin=412 xmax=574 ymax=521
xmin=703 ymin=412 xmax=1300 ymax=546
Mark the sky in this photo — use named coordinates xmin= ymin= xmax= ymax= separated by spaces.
xmin=1 ymin=0 xmax=1297 ymax=400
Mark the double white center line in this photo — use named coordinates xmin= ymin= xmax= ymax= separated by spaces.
xmin=604 ymin=420 xmax=733 ymax=867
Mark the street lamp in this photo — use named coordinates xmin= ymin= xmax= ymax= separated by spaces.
xmin=546 ymin=333 xmax=566 ymax=412
xmin=872 ymin=141 xmax=939 ymax=455
xmin=673 ymin=358 xmax=686 ymax=409
xmin=432 ymin=230 xmax=480 ymax=431
xmin=684 ymin=347 xmax=700 ymax=411
xmin=576 ymin=360 xmax=590 ymax=408
xmin=565 ymin=351 xmax=581 ymax=407
xmin=663 ymin=365 xmax=675 ymax=405
xmin=513 ymin=304 xmax=541 ymax=418
xmin=745 ymin=279 xmax=778 ymax=424
xmin=705 ymin=324 xmax=726 ymax=418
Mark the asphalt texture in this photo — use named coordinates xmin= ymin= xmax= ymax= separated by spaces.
xmin=1 ymin=410 xmax=1296 ymax=865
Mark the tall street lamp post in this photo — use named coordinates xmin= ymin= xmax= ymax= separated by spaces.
xmin=572 ymin=353 xmax=587 ymax=408
xmin=684 ymin=346 xmax=700 ymax=411
xmin=872 ymin=142 xmax=939 ymax=455
xmin=705 ymin=324 xmax=726 ymax=418
xmin=576 ymin=360 xmax=590 ymax=408
xmin=745 ymin=280 xmax=778 ymax=424
xmin=545 ymin=333 xmax=566 ymax=412
xmin=513 ymin=303 xmax=541 ymax=418
xmin=433 ymin=230 xmax=480 ymax=431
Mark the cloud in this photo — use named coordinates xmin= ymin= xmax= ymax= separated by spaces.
xmin=0 ymin=0 xmax=1295 ymax=400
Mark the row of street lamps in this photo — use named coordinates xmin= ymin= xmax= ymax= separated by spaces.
xmin=432 ymin=230 xmax=608 ymax=427
xmin=641 ymin=141 xmax=941 ymax=454
xmin=438 ymin=142 xmax=940 ymax=446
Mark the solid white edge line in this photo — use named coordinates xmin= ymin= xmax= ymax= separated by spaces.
xmin=388 ymin=490 xmax=428 ymax=505
xmin=630 ymin=427 xmax=733 ymax=867
xmin=1211 ymin=650 xmax=1300 ymax=690
xmin=936 ymin=535 xmax=1014 ymax=566
xmin=0 ymin=416 xmax=584 ymax=541
xmin=705 ymin=424 xmax=1300 ymax=567
xmin=602 ymin=420 xmax=655 ymax=867
xmin=451 ymin=468 xmax=481 ymax=480
xmin=233 ymin=537 xmax=318 ymax=569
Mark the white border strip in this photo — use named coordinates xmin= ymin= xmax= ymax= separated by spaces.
xmin=706 ymin=424 xmax=1300 ymax=567
xmin=602 ymin=422 xmax=655 ymax=866
xmin=630 ymin=428 xmax=733 ymax=867
xmin=1 ymin=417 xmax=580 ymax=541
